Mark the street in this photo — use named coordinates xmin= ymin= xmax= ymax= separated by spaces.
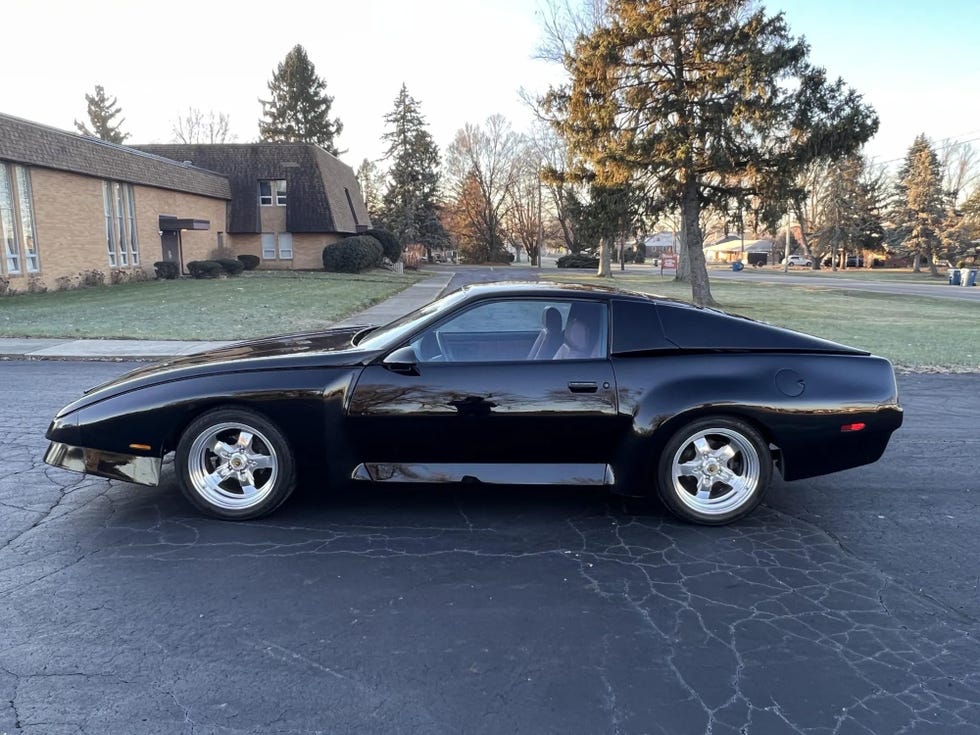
xmin=1 ymin=360 xmax=978 ymax=734
xmin=710 ymin=267 xmax=980 ymax=301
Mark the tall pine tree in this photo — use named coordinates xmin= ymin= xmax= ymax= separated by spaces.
xmin=544 ymin=0 xmax=877 ymax=306
xmin=259 ymin=45 xmax=342 ymax=154
xmin=895 ymin=135 xmax=945 ymax=276
xmin=74 ymin=85 xmax=129 ymax=143
xmin=379 ymin=84 xmax=446 ymax=255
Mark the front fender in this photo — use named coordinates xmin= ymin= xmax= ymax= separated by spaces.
xmin=46 ymin=368 xmax=360 ymax=468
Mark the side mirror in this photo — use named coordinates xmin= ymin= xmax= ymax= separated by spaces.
xmin=382 ymin=345 xmax=419 ymax=375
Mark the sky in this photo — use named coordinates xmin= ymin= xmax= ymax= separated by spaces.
xmin=2 ymin=0 xmax=979 ymax=173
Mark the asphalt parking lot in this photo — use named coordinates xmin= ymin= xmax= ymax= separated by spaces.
xmin=1 ymin=361 xmax=978 ymax=734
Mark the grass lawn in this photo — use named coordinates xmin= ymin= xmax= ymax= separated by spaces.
xmin=0 ymin=270 xmax=423 ymax=340
xmin=724 ymin=266 xmax=956 ymax=284
xmin=545 ymin=272 xmax=979 ymax=373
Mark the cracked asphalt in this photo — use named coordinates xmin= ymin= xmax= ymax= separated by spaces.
xmin=1 ymin=361 xmax=978 ymax=734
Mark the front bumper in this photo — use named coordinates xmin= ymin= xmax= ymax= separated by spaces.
xmin=43 ymin=442 xmax=161 ymax=486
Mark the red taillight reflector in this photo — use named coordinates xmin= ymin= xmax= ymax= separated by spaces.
xmin=840 ymin=423 xmax=866 ymax=433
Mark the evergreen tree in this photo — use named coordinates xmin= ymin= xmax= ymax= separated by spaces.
xmin=258 ymin=45 xmax=342 ymax=153
xmin=817 ymin=155 xmax=884 ymax=269
xmin=380 ymin=85 xmax=446 ymax=255
xmin=74 ymin=85 xmax=129 ymax=143
xmin=544 ymin=0 xmax=877 ymax=306
xmin=356 ymin=158 xmax=384 ymax=223
xmin=895 ymin=135 xmax=945 ymax=275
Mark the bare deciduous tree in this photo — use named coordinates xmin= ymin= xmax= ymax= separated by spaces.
xmin=444 ymin=116 xmax=522 ymax=262
xmin=171 ymin=108 xmax=237 ymax=144
xmin=505 ymin=145 xmax=544 ymax=265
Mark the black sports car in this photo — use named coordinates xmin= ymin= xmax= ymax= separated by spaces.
xmin=44 ymin=282 xmax=902 ymax=525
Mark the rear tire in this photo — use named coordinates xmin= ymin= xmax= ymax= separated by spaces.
xmin=175 ymin=408 xmax=295 ymax=520
xmin=657 ymin=416 xmax=771 ymax=525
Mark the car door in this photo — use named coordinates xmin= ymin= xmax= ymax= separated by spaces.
xmin=345 ymin=297 xmax=626 ymax=480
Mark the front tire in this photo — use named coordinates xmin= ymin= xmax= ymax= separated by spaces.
xmin=176 ymin=408 xmax=296 ymax=520
xmin=657 ymin=416 xmax=771 ymax=525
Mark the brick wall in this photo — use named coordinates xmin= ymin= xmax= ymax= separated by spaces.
xmin=20 ymin=167 xmax=228 ymax=289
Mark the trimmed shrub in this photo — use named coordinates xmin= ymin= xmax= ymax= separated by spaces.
xmin=237 ymin=254 xmax=260 ymax=271
xmin=110 ymin=268 xmax=150 ymax=285
xmin=55 ymin=275 xmax=76 ymax=291
xmin=557 ymin=253 xmax=600 ymax=269
xmin=187 ymin=260 xmax=224 ymax=279
xmin=154 ymin=261 xmax=180 ymax=280
xmin=27 ymin=275 xmax=47 ymax=294
xmin=80 ymin=269 xmax=106 ymax=287
xmin=215 ymin=258 xmax=245 ymax=276
xmin=322 ymin=235 xmax=385 ymax=273
xmin=363 ymin=228 xmax=403 ymax=262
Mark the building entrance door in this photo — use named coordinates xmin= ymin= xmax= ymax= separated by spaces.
xmin=161 ymin=230 xmax=180 ymax=263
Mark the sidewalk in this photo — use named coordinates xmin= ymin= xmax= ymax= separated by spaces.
xmin=0 ymin=271 xmax=455 ymax=361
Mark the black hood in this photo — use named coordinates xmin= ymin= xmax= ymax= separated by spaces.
xmin=60 ymin=327 xmax=380 ymax=416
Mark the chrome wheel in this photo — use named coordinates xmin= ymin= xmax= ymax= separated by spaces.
xmin=186 ymin=421 xmax=279 ymax=511
xmin=668 ymin=425 xmax=763 ymax=518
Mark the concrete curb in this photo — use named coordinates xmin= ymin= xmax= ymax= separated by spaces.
xmin=0 ymin=271 xmax=456 ymax=361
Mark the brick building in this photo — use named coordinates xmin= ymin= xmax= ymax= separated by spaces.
xmin=138 ymin=144 xmax=370 ymax=271
xmin=0 ymin=113 xmax=369 ymax=291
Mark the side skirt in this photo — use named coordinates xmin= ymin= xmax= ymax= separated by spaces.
xmin=351 ymin=462 xmax=616 ymax=486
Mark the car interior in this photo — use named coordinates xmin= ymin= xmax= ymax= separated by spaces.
xmin=410 ymin=300 xmax=607 ymax=363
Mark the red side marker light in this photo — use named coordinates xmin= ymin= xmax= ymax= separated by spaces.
xmin=840 ymin=423 xmax=866 ymax=433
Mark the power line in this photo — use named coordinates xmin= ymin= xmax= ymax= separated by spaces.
xmin=872 ymin=133 xmax=980 ymax=167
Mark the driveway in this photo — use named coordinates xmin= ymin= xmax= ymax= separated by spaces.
xmin=1 ymin=361 xmax=978 ymax=734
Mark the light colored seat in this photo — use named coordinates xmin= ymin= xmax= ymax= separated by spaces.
xmin=527 ymin=306 xmax=564 ymax=360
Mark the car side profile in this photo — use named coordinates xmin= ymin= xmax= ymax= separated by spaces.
xmin=782 ymin=254 xmax=813 ymax=267
xmin=44 ymin=282 xmax=903 ymax=525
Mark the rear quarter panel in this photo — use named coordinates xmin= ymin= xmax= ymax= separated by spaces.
xmin=610 ymin=352 xmax=902 ymax=490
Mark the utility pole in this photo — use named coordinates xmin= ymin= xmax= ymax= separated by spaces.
xmin=537 ymin=165 xmax=543 ymax=268
xmin=783 ymin=205 xmax=791 ymax=273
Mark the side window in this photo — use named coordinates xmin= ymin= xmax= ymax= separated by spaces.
xmin=611 ymin=300 xmax=673 ymax=353
xmin=408 ymin=299 xmax=607 ymax=363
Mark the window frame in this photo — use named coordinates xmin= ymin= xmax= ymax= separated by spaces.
xmin=14 ymin=166 xmax=39 ymax=273
xmin=101 ymin=180 xmax=139 ymax=268
xmin=125 ymin=184 xmax=139 ymax=265
xmin=0 ymin=164 xmax=21 ymax=275
xmin=259 ymin=179 xmax=286 ymax=207
xmin=103 ymin=181 xmax=116 ymax=267
xmin=258 ymin=180 xmax=273 ymax=207
xmin=277 ymin=232 xmax=293 ymax=260
xmin=407 ymin=297 xmax=610 ymax=364
xmin=261 ymin=232 xmax=276 ymax=259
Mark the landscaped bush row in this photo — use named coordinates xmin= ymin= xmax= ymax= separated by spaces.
xmin=153 ymin=261 xmax=180 ymax=280
xmin=237 ymin=254 xmax=260 ymax=271
xmin=557 ymin=253 xmax=600 ymax=269
xmin=363 ymin=228 xmax=403 ymax=263
xmin=322 ymin=235 xmax=385 ymax=273
xmin=0 ymin=268 xmax=151 ymax=296
xmin=186 ymin=260 xmax=246 ymax=279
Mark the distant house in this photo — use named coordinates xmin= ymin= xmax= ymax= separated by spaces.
xmin=0 ymin=112 xmax=231 ymax=291
xmin=137 ymin=144 xmax=370 ymax=271
xmin=0 ymin=112 xmax=371 ymax=293
xmin=704 ymin=235 xmax=774 ymax=263
xmin=642 ymin=231 xmax=679 ymax=254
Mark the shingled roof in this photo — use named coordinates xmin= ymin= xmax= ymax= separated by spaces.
xmin=135 ymin=143 xmax=370 ymax=235
xmin=0 ymin=113 xmax=231 ymax=200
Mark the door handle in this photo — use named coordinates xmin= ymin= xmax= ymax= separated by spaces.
xmin=567 ymin=381 xmax=598 ymax=393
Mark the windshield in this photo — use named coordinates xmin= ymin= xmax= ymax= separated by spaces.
xmin=355 ymin=288 xmax=469 ymax=351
